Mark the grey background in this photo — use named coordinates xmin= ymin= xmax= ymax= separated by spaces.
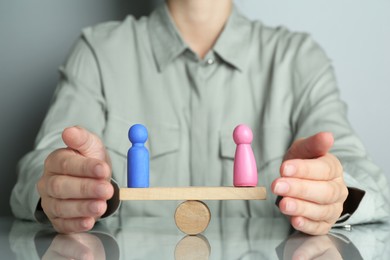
xmin=1 ymin=0 xmax=389 ymax=217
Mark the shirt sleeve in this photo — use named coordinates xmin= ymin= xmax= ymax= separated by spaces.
xmin=10 ymin=37 xmax=109 ymax=221
xmin=290 ymin=34 xmax=390 ymax=225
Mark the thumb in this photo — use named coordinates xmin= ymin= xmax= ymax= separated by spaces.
xmin=62 ymin=126 xmax=108 ymax=162
xmin=284 ymin=132 xmax=334 ymax=160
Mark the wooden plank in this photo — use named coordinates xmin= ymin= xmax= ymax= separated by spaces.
xmin=119 ymin=186 xmax=266 ymax=201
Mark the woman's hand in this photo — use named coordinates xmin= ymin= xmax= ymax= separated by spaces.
xmin=37 ymin=126 xmax=113 ymax=233
xmin=272 ymin=132 xmax=348 ymax=235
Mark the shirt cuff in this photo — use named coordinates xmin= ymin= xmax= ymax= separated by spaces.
xmin=101 ymin=179 xmax=121 ymax=219
xmin=335 ymin=187 xmax=365 ymax=225
xmin=34 ymin=199 xmax=50 ymax=224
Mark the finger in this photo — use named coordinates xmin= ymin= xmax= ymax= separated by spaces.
xmin=45 ymin=175 xmax=114 ymax=200
xmin=284 ymin=132 xmax=334 ymax=160
xmin=315 ymin=249 xmax=343 ymax=260
xmin=278 ymin=197 xmax=343 ymax=223
xmin=271 ymin=178 xmax=347 ymax=204
xmin=62 ymin=126 xmax=108 ymax=161
xmin=290 ymin=216 xmax=332 ymax=235
xmin=42 ymin=251 xmax=70 ymax=260
xmin=45 ymin=149 xmax=110 ymax=179
xmin=292 ymin=236 xmax=342 ymax=260
xmin=48 ymin=235 xmax=93 ymax=260
xmin=51 ymin=217 xmax=96 ymax=234
xmin=42 ymin=198 xmax=107 ymax=219
xmin=280 ymin=154 xmax=343 ymax=181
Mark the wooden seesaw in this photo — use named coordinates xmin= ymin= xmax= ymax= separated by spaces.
xmin=119 ymin=186 xmax=266 ymax=235
xmin=124 ymin=124 xmax=266 ymax=235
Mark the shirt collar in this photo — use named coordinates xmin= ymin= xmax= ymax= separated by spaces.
xmin=148 ymin=4 xmax=252 ymax=72
xmin=148 ymin=4 xmax=187 ymax=72
xmin=213 ymin=6 xmax=252 ymax=72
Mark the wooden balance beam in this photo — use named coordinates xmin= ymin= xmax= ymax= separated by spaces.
xmin=119 ymin=186 xmax=266 ymax=201
xmin=120 ymin=186 xmax=266 ymax=235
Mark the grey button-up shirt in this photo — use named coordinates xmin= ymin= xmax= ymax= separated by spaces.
xmin=11 ymin=4 xmax=390 ymax=225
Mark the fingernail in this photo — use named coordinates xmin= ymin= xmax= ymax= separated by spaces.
xmin=94 ymin=164 xmax=105 ymax=178
xmin=285 ymin=201 xmax=296 ymax=213
xmin=297 ymin=218 xmax=304 ymax=228
xmin=89 ymin=201 xmax=103 ymax=214
xmin=96 ymin=183 xmax=108 ymax=197
xmin=274 ymin=182 xmax=289 ymax=194
xmin=283 ymin=164 xmax=296 ymax=177
xmin=81 ymin=218 xmax=93 ymax=229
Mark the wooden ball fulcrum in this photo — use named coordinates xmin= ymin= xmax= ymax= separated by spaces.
xmin=174 ymin=200 xmax=211 ymax=235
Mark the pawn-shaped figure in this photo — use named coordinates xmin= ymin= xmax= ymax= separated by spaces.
xmin=128 ymin=124 xmax=149 ymax=188
xmin=233 ymin=124 xmax=258 ymax=187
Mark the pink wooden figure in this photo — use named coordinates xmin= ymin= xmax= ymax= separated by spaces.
xmin=233 ymin=124 xmax=258 ymax=187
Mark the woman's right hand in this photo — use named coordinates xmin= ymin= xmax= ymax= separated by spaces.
xmin=37 ymin=126 xmax=114 ymax=233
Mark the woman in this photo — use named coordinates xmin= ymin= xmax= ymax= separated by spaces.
xmin=11 ymin=0 xmax=390 ymax=235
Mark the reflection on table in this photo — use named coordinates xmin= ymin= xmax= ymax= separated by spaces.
xmin=6 ymin=216 xmax=390 ymax=259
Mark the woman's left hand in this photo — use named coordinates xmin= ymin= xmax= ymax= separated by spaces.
xmin=272 ymin=132 xmax=349 ymax=235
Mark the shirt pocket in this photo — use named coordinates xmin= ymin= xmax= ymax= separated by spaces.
xmin=148 ymin=124 xmax=182 ymax=186
xmin=103 ymin=115 xmax=130 ymax=158
xmin=220 ymin=130 xmax=235 ymax=160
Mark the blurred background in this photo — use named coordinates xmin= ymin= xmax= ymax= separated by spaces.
xmin=1 ymin=0 xmax=389 ymax=220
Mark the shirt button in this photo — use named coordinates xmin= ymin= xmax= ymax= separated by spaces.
xmin=206 ymin=58 xmax=214 ymax=65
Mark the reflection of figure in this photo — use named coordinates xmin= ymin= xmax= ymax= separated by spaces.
xmin=7 ymin=217 xmax=390 ymax=259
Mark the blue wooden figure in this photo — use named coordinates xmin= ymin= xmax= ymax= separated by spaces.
xmin=127 ymin=124 xmax=149 ymax=188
